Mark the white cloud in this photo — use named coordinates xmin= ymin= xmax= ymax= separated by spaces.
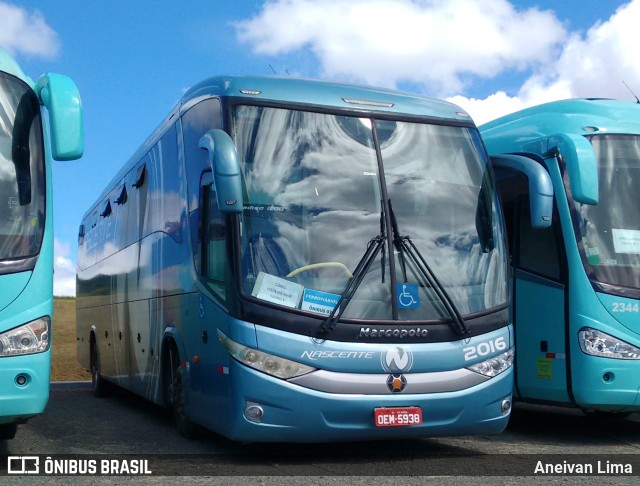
xmin=536 ymin=1 xmax=640 ymax=100
xmin=235 ymin=0 xmax=566 ymax=95
xmin=236 ymin=0 xmax=640 ymax=125
xmin=448 ymin=80 xmax=574 ymax=125
xmin=0 ymin=2 xmax=60 ymax=59
xmin=54 ymin=238 xmax=76 ymax=297
xmin=450 ymin=1 xmax=640 ymax=124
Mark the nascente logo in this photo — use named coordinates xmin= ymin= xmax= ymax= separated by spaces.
xmin=381 ymin=347 xmax=413 ymax=372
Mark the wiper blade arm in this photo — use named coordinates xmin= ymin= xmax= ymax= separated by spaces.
xmin=316 ymin=202 xmax=387 ymax=340
xmin=316 ymin=234 xmax=386 ymax=339
xmin=401 ymin=236 xmax=471 ymax=336
xmin=388 ymin=200 xmax=471 ymax=337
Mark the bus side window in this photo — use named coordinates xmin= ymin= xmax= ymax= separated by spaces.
xmin=516 ymin=201 xmax=562 ymax=281
xmin=495 ymin=170 xmax=528 ymax=263
xmin=201 ymin=176 xmax=226 ymax=300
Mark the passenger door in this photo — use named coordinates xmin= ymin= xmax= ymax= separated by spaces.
xmin=511 ymin=201 xmax=570 ymax=403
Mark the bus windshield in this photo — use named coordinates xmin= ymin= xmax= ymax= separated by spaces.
xmin=573 ymin=134 xmax=640 ymax=291
xmin=234 ymin=105 xmax=507 ymax=321
xmin=0 ymin=72 xmax=45 ymax=265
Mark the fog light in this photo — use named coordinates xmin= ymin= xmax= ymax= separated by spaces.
xmin=15 ymin=374 xmax=28 ymax=386
xmin=245 ymin=403 xmax=264 ymax=423
xmin=603 ymin=372 xmax=614 ymax=383
xmin=501 ymin=398 xmax=511 ymax=415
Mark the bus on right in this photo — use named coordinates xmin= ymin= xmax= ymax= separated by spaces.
xmin=480 ymin=99 xmax=640 ymax=418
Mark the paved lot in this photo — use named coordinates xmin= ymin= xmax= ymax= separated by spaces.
xmin=1 ymin=382 xmax=639 ymax=484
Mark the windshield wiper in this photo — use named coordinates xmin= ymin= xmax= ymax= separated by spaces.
xmin=388 ymin=200 xmax=471 ymax=337
xmin=316 ymin=204 xmax=387 ymax=339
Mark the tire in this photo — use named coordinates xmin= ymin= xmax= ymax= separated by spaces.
xmin=166 ymin=345 xmax=199 ymax=439
xmin=0 ymin=423 xmax=18 ymax=440
xmin=90 ymin=341 xmax=110 ymax=398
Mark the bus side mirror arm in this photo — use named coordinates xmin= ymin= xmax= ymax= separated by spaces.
xmin=491 ymin=154 xmax=554 ymax=229
xmin=199 ymin=129 xmax=243 ymax=213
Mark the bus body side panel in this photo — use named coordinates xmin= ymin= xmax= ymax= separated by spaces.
xmin=513 ymin=271 xmax=568 ymax=402
xmin=180 ymin=293 xmax=238 ymax=429
xmin=0 ymin=145 xmax=54 ymax=423
xmin=213 ymin=353 xmax=512 ymax=443
xmin=0 ymin=299 xmax=51 ymax=425
xmin=180 ymin=320 xmax=513 ymax=441
xmin=77 ymin=121 xmax=194 ymax=405
xmin=551 ymin=154 xmax=640 ymax=412
xmin=569 ymin=280 xmax=640 ymax=411
xmin=596 ymin=293 xmax=640 ymax=336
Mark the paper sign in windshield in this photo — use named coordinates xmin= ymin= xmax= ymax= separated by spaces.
xmin=301 ymin=289 xmax=340 ymax=316
xmin=252 ymin=272 xmax=303 ymax=308
xmin=612 ymin=229 xmax=640 ymax=254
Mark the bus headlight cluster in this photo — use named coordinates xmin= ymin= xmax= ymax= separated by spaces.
xmin=0 ymin=317 xmax=50 ymax=357
xmin=467 ymin=348 xmax=514 ymax=377
xmin=578 ymin=328 xmax=640 ymax=360
xmin=218 ymin=331 xmax=316 ymax=379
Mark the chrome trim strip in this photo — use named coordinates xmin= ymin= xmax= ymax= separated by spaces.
xmin=288 ymin=368 xmax=488 ymax=395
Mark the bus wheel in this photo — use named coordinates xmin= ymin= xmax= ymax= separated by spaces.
xmin=167 ymin=352 xmax=198 ymax=439
xmin=90 ymin=342 xmax=109 ymax=398
xmin=0 ymin=423 xmax=17 ymax=440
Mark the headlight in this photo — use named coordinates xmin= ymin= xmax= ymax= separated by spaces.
xmin=578 ymin=328 xmax=640 ymax=360
xmin=467 ymin=348 xmax=514 ymax=377
xmin=0 ymin=317 xmax=50 ymax=357
xmin=218 ymin=331 xmax=316 ymax=379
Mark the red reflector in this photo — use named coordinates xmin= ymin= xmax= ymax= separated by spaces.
xmin=546 ymin=353 xmax=556 ymax=359
xmin=374 ymin=407 xmax=422 ymax=427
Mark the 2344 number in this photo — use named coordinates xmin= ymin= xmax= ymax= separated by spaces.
xmin=612 ymin=302 xmax=639 ymax=313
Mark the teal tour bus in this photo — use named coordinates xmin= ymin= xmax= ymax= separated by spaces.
xmin=481 ymin=98 xmax=640 ymax=418
xmin=0 ymin=47 xmax=83 ymax=439
xmin=76 ymin=76 xmax=551 ymax=441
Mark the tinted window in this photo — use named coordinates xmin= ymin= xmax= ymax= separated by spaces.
xmin=517 ymin=202 xmax=562 ymax=281
xmin=0 ymin=72 xmax=45 ymax=264
xmin=202 ymin=181 xmax=226 ymax=300
xmin=181 ymin=98 xmax=222 ymax=263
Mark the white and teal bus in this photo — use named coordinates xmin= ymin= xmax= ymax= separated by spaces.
xmin=76 ymin=76 xmax=544 ymax=442
xmin=0 ymin=47 xmax=83 ymax=439
xmin=482 ymin=99 xmax=640 ymax=417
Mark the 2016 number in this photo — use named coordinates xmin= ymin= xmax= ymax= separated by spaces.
xmin=463 ymin=336 xmax=507 ymax=361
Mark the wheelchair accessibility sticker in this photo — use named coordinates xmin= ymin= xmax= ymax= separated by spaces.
xmin=397 ymin=283 xmax=419 ymax=309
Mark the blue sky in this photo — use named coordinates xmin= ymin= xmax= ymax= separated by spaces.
xmin=0 ymin=0 xmax=637 ymax=295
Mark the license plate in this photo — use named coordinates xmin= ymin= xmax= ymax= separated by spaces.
xmin=374 ymin=407 xmax=422 ymax=427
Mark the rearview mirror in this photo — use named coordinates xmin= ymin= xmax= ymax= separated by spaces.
xmin=547 ymin=133 xmax=598 ymax=205
xmin=199 ymin=129 xmax=243 ymax=213
xmin=35 ymin=73 xmax=84 ymax=161
xmin=490 ymin=154 xmax=554 ymax=229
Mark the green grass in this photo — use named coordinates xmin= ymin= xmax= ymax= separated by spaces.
xmin=52 ymin=297 xmax=90 ymax=381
